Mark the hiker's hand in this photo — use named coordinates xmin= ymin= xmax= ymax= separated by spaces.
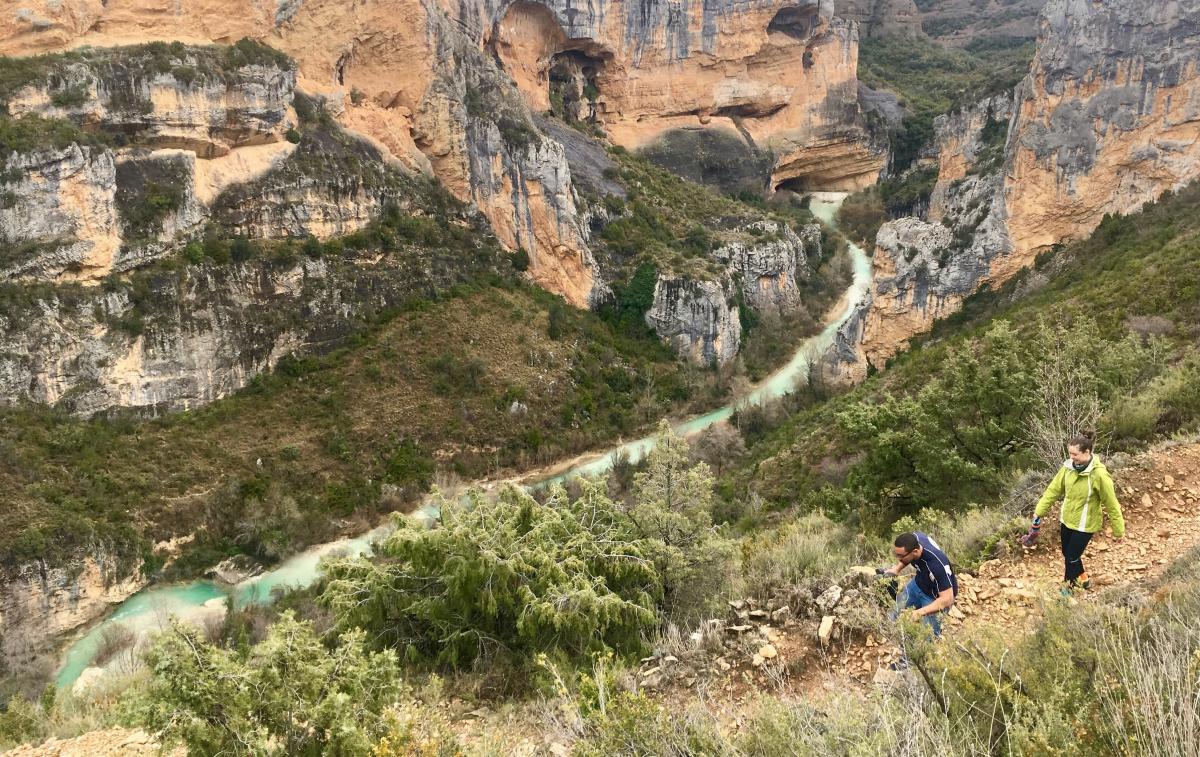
xmin=1018 ymin=516 xmax=1042 ymax=546
xmin=908 ymin=609 xmax=925 ymax=622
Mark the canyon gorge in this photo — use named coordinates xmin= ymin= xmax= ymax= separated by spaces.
xmin=4 ymin=0 xmax=1200 ymax=721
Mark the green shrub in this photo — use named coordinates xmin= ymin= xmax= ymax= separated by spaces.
xmin=427 ymin=351 xmax=486 ymax=394
xmin=221 ymin=37 xmax=292 ymax=71
xmin=229 ymin=236 xmax=256 ymax=263
xmin=1150 ymin=354 xmax=1200 ymax=432
xmin=0 ymin=694 xmax=45 ymax=749
xmin=511 ymin=246 xmax=530 ymax=272
xmin=181 ymin=242 xmax=204 ymax=264
xmin=383 ymin=438 xmax=434 ymax=492
xmin=321 ymin=482 xmax=661 ymax=670
xmin=118 ymin=180 xmax=184 ymax=238
xmin=836 ymin=321 xmax=1037 ymax=519
xmin=49 ymin=83 xmax=89 ymax=108
xmin=136 ymin=612 xmax=403 ymax=755
xmin=879 ymin=166 xmax=938 ymax=217
xmin=0 ymin=115 xmax=105 ymax=160
xmin=322 ymin=424 xmax=733 ymax=671
xmin=1104 ymin=393 xmax=1161 ymax=442
xmin=741 ymin=513 xmax=866 ymax=598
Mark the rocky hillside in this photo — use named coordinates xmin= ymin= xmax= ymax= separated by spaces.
xmin=10 ymin=426 xmax=1200 ymax=753
xmin=825 ymin=0 xmax=1200 ymax=382
xmin=0 ymin=0 xmax=885 ymax=309
xmin=0 ymin=2 xmax=878 ymax=406
xmin=0 ymin=4 xmax=874 ymax=689
xmin=842 ymin=0 xmax=1045 ymax=44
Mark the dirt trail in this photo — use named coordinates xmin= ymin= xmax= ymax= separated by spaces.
xmin=15 ymin=445 xmax=1200 ymax=755
xmin=631 ymin=441 xmax=1200 ymax=728
xmin=958 ymin=443 xmax=1200 ymax=632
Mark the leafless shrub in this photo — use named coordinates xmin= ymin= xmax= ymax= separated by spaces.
xmin=1022 ymin=351 xmax=1104 ymax=472
xmin=93 ymin=624 xmax=135 ymax=667
xmin=690 ymin=424 xmax=746 ymax=477
xmin=1095 ymin=600 xmax=1200 ymax=757
xmin=1125 ymin=315 xmax=1174 ymax=339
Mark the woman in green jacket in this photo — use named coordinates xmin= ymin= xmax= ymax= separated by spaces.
xmin=1020 ymin=434 xmax=1126 ymax=593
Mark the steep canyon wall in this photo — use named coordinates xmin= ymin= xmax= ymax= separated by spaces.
xmin=825 ymin=0 xmax=1200 ymax=382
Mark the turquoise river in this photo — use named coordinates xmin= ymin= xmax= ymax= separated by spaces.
xmin=55 ymin=191 xmax=871 ymax=688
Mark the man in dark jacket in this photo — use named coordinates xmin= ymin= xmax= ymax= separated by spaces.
xmin=883 ymin=531 xmax=958 ymax=637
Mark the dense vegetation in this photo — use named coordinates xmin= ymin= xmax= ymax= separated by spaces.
xmin=590 ymin=148 xmax=853 ymax=380
xmin=0 ymin=274 xmax=732 ymax=575
xmin=858 ymin=35 xmax=1033 ymax=171
xmin=726 ymin=183 xmax=1200 ymax=532
xmin=321 ymin=426 xmax=733 ymax=678
xmin=592 ymin=148 xmax=819 ymax=281
xmin=0 ymin=39 xmax=293 ymax=112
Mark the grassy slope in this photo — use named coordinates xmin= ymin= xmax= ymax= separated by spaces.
xmin=0 ymin=279 xmax=727 ymax=573
xmin=725 ymin=183 xmax=1200 ymax=522
xmin=597 ymin=149 xmax=854 ymax=381
xmin=858 ymin=35 xmax=1034 ymax=170
xmin=0 ymin=44 xmax=847 ymax=576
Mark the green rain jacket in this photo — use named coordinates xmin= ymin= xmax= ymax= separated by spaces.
xmin=1034 ymin=456 xmax=1126 ymax=537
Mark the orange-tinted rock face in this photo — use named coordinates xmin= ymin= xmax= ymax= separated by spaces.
xmin=0 ymin=0 xmax=884 ymax=306
xmin=0 ymin=0 xmax=599 ymax=301
xmin=989 ymin=2 xmax=1200 ymax=292
xmin=484 ymin=0 xmax=885 ymax=193
xmin=826 ymin=0 xmax=1200 ymax=384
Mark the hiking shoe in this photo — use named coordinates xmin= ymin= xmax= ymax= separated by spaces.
xmin=1060 ymin=584 xmax=1075 ymax=598
xmin=1079 ymin=573 xmax=1092 ymax=590
xmin=888 ymin=659 xmax=910 ymax=671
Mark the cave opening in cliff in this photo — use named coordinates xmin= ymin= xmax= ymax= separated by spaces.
xmin=768 ymin=5 xmax=819 ymax=42
xmin=548 ymin=49 xmax=607 ymax=123
xmin=774 ymin=175 xmax=820 ymax=195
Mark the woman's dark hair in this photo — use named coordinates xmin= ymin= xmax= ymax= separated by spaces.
xmin=894 ymin=532 xmax=919 ymax=551
xmin=1067 ymin=433 xmax=1095 ymax=452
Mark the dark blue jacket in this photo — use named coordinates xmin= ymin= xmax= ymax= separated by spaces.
xmin=912 ymin=532 xmax=958 ymax=599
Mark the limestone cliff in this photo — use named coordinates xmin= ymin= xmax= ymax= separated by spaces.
xmin=927 ymin=93 xmax=1014 ymax=221
xmin=0 ymin=198 xmax=508 ymax=415
xmin=647 ymin=218 xmax=818 ymax=364
xmin=482 ymin=0 xmax=886 ymax=192
xmin=825 ymin=0 xmax=1200 ymax=382
xmin=825 ymin=173 xmax=1009 ymax=382
xmin=645 ymin=277 xmax=741 ymax=367
xmin=0 ymin=550 xmax=145 ymax=681
xmin=717 ymin=220 xmax=818 ymax=315
xmin=824 ymin=90 xmax=1016 ymax=381
xmin=0 ymin=0 xmax=883 ymax=347
xmin=1004 ymin=0 xmax=1200 ymax=280
xmin=0 ymin=43 xmax=298 ymax=281
xmin=0 ymin=0 xmax=603 ymax=306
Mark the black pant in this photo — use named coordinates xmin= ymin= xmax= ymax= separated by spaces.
xmin=1060 ymin=523 xmax=1094 ymax=584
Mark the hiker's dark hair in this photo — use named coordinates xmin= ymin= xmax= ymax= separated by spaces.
xmin=894 ymin=532 xmax=919 ymax=551
xmin=1067 ymin=433 xmax=1095 ymax=452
